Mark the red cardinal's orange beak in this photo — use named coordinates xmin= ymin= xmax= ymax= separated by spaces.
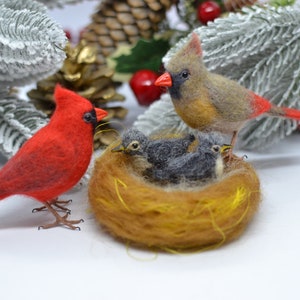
xmin=154 ymin=72 xmax=172 ymax=87
xmin=95 ymin=107 xmax=108 ymax=122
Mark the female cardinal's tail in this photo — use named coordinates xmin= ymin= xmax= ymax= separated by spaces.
xmin=268 ymin=105 xmax=300 ymax=120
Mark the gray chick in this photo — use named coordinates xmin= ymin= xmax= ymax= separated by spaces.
xmin=149 ymin=132 xmax=231 ymax=184
xmin=145 ymin=133 xmax=195 ymax=169
xmin=111 ymin=128 xmax=150 ymax=173
xmin=112 ymin=128 xmax=148 ymax=156
xmin=112 ymin=128 xmax=195 ymax=169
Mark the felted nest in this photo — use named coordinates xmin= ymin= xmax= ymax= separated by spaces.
xmin=88 ymin=145 xmax=261 ymax=252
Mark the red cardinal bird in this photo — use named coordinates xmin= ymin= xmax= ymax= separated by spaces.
xmin=0 ymin=85 xmax=107 ymax=230
xmin=155 ymin=32 xmax=300 ymax=155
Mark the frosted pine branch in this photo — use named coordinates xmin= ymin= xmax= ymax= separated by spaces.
xmin=138 ymin=5 xmax=300 ymax=150
xmin=0 ymin=89 xmax=48 ymax=158
xmin=35 ymin=0 xmax=95 ymax=9
xmin=134 ymin=94 xmax=196 ymax=137
xmin=0 ymin=0 xmax=47 ymax=12
xmin=0 ymin=0 xmax=67 ymax=87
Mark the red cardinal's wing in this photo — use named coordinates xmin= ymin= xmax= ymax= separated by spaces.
xmin=0 ymin=135 xmax=79 ymax=201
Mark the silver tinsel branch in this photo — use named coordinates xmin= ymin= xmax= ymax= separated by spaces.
xmin=35 ymin=0 xmax=95 ymax=9
xmin=0 ymin=0 xmax=47 ymax=12
xmin=0 ymin=0 xmax=67 ymax=159
xmin=134 ymin=93 xmax=196 ymax=136
xmin=0 ymin=0 xmax=67 ymax=87
xmin=135 ymin=5 xmax=300 ymax=150
xmin=0 ymin=89 xmax=48 ymax=158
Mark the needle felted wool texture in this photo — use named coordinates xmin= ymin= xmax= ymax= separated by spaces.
xmin=0 ymin=84 xmax=108 ymax=229
xmin=155 ymin=32 xmax=300 ymax=154
xmin=112 ymin=128 xmax=195 ymax=170
xmin=88 ymin=141 xmax=261 ymax=252
xmin=148 ymin=132 xmax=228 ymax=183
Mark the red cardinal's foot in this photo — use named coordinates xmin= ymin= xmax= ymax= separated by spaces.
xmin=37 ymin=202 xmax=84 ymax=230
xmin=32 ymin=198 xmax=72 ymax=213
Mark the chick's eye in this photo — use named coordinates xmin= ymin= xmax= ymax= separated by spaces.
xmin=181 ymin=70 xmax=190 ymax=79
xmin=212 ymin=145 xmax=220 ymax=153
xmin=129 ymin=141 xmax=140 ymax=150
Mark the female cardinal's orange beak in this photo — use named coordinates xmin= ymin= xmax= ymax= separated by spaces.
xmin=95 ymin=107 xmax=108 ymax=122
xmin=154 ymin=72 xmax=172 ymax=87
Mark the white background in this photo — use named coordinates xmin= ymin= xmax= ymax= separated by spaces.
xmin=1 ymin=1 xmax=300 ymax=299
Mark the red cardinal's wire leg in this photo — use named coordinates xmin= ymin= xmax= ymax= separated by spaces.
xmin=32 ymin=198 xmax=72 ymax=213
xmin=37 ymin=202 xmax=84 ymax=230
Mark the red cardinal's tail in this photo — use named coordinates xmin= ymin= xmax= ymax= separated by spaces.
xmin=0 ymin=180 xmax=10 ymax=200
xmin=268 ymin=105 xmax=300 ymax=120
xmin=0 ymin=192 xmax=9 ymax=200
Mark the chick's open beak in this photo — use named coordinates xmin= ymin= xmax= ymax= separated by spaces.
xmin=95 ymin=107 xmax=108 ymax=122
xmin=154 ymin=72 xmax=173 ymax=87
xmin=220 ymin=144 xmax=232 ymax=154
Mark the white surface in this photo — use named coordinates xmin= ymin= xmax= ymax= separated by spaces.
xmin=1 ymin=2 xmax=300 ymax=300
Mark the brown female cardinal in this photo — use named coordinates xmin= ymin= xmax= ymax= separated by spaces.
xmin=155 ymin=32 xmax=300 ymax=155
xmin=0 ymin=85 xmax=107 ymax=230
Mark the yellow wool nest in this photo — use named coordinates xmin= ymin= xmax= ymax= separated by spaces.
xmin=88 ymin=145 xmax=261 ymax=252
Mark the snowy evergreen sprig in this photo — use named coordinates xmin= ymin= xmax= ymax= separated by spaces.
xmin=0 ymin=0 xmax=67 ymax=87
xmin=135 ymin=5 xmax=300 ymax=150
xmin=0 ymin=0 xmax=47 ymax=12
xmin=0 ymin=89 xmax=48 ymax=158
xmin=134 ymin=94 xmax=196 ymax=136
xmin=35 ymin=0 xmax=94 ymax=9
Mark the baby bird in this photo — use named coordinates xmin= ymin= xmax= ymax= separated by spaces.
xmin=149 ymin=132 xmax=231 ymax=184
xmin=155 ymin=32 xmax=300 ymax=155
xmin=112 ymin=128 xmax=195 ymax=169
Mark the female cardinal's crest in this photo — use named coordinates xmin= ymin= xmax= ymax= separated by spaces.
xmin=185 ymin=32 xmax=203 ymax=57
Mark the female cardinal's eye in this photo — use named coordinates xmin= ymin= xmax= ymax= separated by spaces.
xmin=181 ymin=70 xmax=190 ymax=79
xmin=83 ymin=112 xmax=94 ymax=123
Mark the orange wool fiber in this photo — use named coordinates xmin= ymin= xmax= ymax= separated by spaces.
xmin=88 ymin=144 xmax=261 ymax=252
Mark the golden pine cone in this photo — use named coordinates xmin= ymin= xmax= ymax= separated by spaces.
xmin=81 ymin=0 xmax=174 ymax=66
xmin=27 ymin=40 xmax=127 ymax=147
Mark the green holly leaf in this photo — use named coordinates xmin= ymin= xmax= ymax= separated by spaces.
xmin=112 ymin=38 xmax=170 ymax=74
xmin=269 ymin=0 xmax=295 ymax=7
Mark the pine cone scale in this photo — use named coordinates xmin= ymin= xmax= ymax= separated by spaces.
xmin=81 ymin=0 xmax=173 ymax=67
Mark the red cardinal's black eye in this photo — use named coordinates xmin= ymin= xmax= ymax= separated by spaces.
xmin=83 ymin=112 xmax=94 ymax=123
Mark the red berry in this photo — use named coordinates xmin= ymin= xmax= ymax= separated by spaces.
xmin=129 ymin=70 xmax=165 ymax=106
xmin=197 ymin=1 xmax=221 ymax=25
xmin=64 ymin=29 xmax=72 ymax=41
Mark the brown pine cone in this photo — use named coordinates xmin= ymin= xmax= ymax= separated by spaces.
xmin=223 ymin=0 xmax=258 ymax=12
xmin=81 ymin=0 xmax=174 ymax=66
